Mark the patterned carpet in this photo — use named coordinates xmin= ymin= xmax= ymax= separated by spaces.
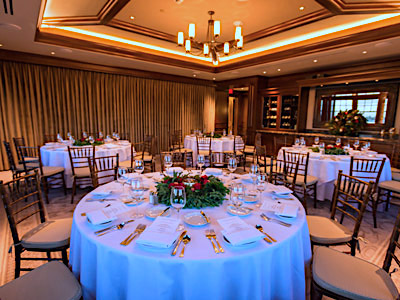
xmin=1 ymin=173 xmax=400 ymax=298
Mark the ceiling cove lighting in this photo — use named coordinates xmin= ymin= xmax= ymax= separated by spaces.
xmin=176 ymin=11 xmax=244 ymax=65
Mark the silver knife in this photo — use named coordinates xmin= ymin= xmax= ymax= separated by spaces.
xmin=94 ymin=219 xmax=134 ymax=235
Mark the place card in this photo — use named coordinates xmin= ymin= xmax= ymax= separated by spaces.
xmin=217 ymin=216 xmax=264 ymax=246
xmin=261 ymin=201 xmax=299 ymax=218
xmin=86 ymin=202 xmax=130 ymax=225
xmin=136 ymin=216 xmax=180 ymax=248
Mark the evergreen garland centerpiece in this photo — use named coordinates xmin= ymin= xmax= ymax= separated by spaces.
xmin=73 ymin=137 xmax=104 ymax=146
xmin=156 ymin=173 xmax=229 ymax=209
xmin=327 ymin=109 xmax=367 ymax=136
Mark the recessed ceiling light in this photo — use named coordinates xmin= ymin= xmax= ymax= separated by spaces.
xmin=0 ymin=44 xmax=3 ymax=47
xmin=345 ymin=82 xmax=349 ymax=84
xmin=313 ymin=59 xmax=318 ymax=63
xmin=277 ymin=68 xmax=281 ymax=72
xmin=130 ymin=16 xmax=135 ymax=20
xmin=213 ymin=77 xmax=216 ymax=80
xmin=263 ymin=71 xmax=267 ymax=74
xmin=320 ymin=84 xmax=324 ymax=87
xmin=299 ymin=6 xmax=305 ymax=11
xmin=362 ymin=50 xmax=367 ymax=54
xmin=375 ymin=79 xmax=379 ymax=82
xmin=193 ymin=74 xmax=197 ymax=77
xmin=50 ymin=51 xmax=55 ymax=55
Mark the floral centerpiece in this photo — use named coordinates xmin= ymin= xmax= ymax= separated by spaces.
xmin=309 ymin=145 xmax=348 ymax=155
xmin=156 ymin=173 xmax=229 ymax=209
xmin=204 ymin=133 xmax=222 ymax=138
xmin=73 ymin=137 xmax=104 ymax=146
xmin=327 ymin=109 xmax=367 ymax=136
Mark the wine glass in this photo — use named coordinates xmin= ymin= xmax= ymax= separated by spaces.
xmin=319 ymin=142 xmax=325 ymax=154
xmin=170 ymin=186 xmax=186 ymax=231
xmin=314 ymin=137 xmax=319 ymax=145
xmin=230 ymin=183 xmax=245 ymax=211
xmin=56 ymin=133 xmax=63 ymax=143
xmin=164 ymin=153 xmax=173 ymax=171
xmin=197 ymin=154 xmax=205 ymax=174
xmin=67 ymin=132 xmax=71 ymax=139
xmin=115 ymin=133 xmax=120 ymax=141
xmin=134 ymin=160 xmax=144 ymax=174
xmin=118 ymin=167 xmax=128 ymax=198
xmin=300 ymin=137 xmax=305 ymax=147
xmin=227 ymin=156 xmax=237 ymax=183
xmin=83 ymin=131 xmax=88 ymax=139
xmin=294 ymin=138 xmax=300 ymax=147
xmin=99 ymin=131 xmax=104 ymax=139
xmin=88 ymin=136 xmax=95 ymax=144
xmin=365 ymin=142 xmax=371 ymax=151
xmin=130 ymin=177 xmax=144 ymax=218
xmin=256 ymin=173 xmax=267 ymax=204
xmin=250 ymin=163 xmax=259 ymax=190
xmin=353 ymin=139 xmax=360 ymax=150
xmin=336 ymin=138 xmax=341 ymax=147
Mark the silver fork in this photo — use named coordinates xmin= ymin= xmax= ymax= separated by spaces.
xmin=209 ymin=229 xmax=224 ymax=253
xmin=120 ymin=224 xmax=146 ymax=246
xmin=260 ymin=213 xmax=291 ymax=227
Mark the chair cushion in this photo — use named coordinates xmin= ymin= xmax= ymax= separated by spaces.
xmin=392 ymin=172 xmax=400 ymax=182
xmin=307 ymin=215 xmax=352 ymax=244
xmin=0 ymin=261 xmax=82 ymax=300
xmin=198 ymin=150 xmax=210 ymax=156
xmin=244 ymin=145 xmax=255 ymax=154
xmin=21 ymin=218 xmax=72 ymax=249
xmin=287 ymin=174 xmax=318 ymax=186
xmin=119 ymin=160 xmax=132 ymax=168
xmin=74 ymin=167 xmax=91 ymax=178
xmin=41 ymin=166 xmax=64 ymax=177
xmin=313 ymin=246 xmax=399 ymax=300
xmin=391 ymin=167 xmax=400 ymax=173
xmin=379 ymin=180 xmax=400 ymax=193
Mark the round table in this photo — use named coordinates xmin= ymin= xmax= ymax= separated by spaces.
xmin=278 ymin=147 xmax=392 ymax=201
xmin=184 ymin=135 xmax=243 ymax=164
xmin=40 ymin=141 xmax=132 ymax=188
xmin=69 ymin=173 xmax=311 ymax=300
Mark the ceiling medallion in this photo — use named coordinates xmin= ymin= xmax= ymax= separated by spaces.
xmin=177 ymin=11 xmax=243 ymax=65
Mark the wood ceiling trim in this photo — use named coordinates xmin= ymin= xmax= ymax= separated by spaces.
xmin=0 ymin=49 xmax=215 ymax=86
xmin=216 ymin=22 xmax=400 ymax=72
xmin=34 ymin=30 xmax=215 ymax=73
xmin=246 ymin=9 xmax=334 ymax=43
xmin=317 ymin=0 xmax=400 ymax=13
xmin=98 ymin=0 xmax=130 ymax=25
xmin=42 ymin=16 xmax=101 ymax=26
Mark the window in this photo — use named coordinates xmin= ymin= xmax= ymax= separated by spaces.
xmin=313 ymin=83 xmax=398 ymax=130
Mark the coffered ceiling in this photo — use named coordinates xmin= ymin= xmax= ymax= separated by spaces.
xmin=0 ymin=0 xmax=400 ymax=80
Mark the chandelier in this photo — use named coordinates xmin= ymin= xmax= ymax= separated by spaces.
xmin=177 ymin=11 xmax=243 ymax=66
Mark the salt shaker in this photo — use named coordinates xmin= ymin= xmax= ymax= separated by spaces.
xmin=149 ymin=191 xmax=158 ymax=205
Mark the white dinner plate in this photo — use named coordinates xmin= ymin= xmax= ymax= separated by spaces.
xmin=183 ymin=212 xmax=208 ymax=226
xmin=145 ymin=206 xmax=171 ymax=219
xmin=226 ymin=205 xmax=252 ymax=217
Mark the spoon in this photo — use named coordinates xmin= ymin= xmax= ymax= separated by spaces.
xmin=179 ymin=235 xmax=191 ymax=258
xmin=255 ymin=225 xmax=277 ymax=243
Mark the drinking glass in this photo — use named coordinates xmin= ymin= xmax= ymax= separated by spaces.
xmin=353 ymin=139 xmax=360 ymax=150
xmin=98 ymin=131 xmax=104 ymax=139
xmin=88 ymin=136 xmax=95 ymax=144
xmin=118 ymin=167 xmax=128 ymax=197
xmin=67 ymin=132 xmax=71 ymax=139
xmin=197 ymin=154 xmax=205 ymax=173
xmin=134 ymin=160 xmax=144 ymax=174
xmin=227 ymin=157 xmax=237 ymax=183
xmin=130 ymin=177 xmax=144 ymax=218
xmin=164 ymin=153 xmax=173 ymax=170
xmin=314 ymin=137 xmax=319 ymax=145
xmin=223 ymin=129 xmax=226 ymax=136
xmin=82 ymin=131 xmax=88 ymax=139
xmin=56 ymin=133 xmax=63 ymax=143
xmin=294 ymin=138 xmax=300 ymax=147
xmin=336 ymin=138 xmax=341 ymax=147
xmin=170 ymin=186 xmax=186 ymax=231
xmin=250 ymin=163 xmax=259 ymax=190
xmin=300 ymin=137 xmax=305 ymax=147
xmin=319 ymin=142 xmax=325 ymax=154
xmin=256 ymin=173 xmax=267 ymax=203
xmin=230 ymin=183 xmax=245 ymax=211
xmin=365 ymin=142 xmax=370 ymax=151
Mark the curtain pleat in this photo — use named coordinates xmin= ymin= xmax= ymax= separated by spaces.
xmin=0 ymin=61 xmax=215 ymax=170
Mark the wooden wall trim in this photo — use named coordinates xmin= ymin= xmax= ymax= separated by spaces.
xmin=98 ymin=0 xmax=130 ymax=25
xmin=317 ymin=0 xmax=400 ymax=14
xmin=0 ymin=49 xmax=215 ymax=87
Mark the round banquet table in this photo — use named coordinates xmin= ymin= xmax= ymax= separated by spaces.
xmin=183 ymin=135 xmax=243 ymax=164
xmin=69 ymin=173 xmax=312 ymax=300
xmin=40 ymin=141 xmax=132 ymax=188
xmin=278 ymin=147 xmax=392 ymax=201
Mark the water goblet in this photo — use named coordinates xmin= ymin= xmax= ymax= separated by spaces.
xmin=319 ymin=142 xmax=325 ymax=154
xmin=164 ymin=153 xmax=173 ymax=170
xmin=250 ymin=163 xmax=259 ymax=190
xmin=314 ymin=137 xmax=319 ymax=145
xmin=99 ymin=131 xmax=104 ymax=139
xmin=336 ymin=138 xmax=341 ymax=147
xmin=88 ymin=136 xmax=95 ymax=144
xmin=82 ymin=131 xmax=88 ymax=139
xmin=170 ymin=186 xmax=186 ymax=231
xmin=117 ymin=167 xmax=128 ymax=197
xmin=56 ymin=133 xmax=63 ymax=143
xmin=365 ymin=142 xmax=371 ymax=151
xmin=197 ymin=154 xmax=205 ymax=174
xmin=353 ymin=139 xmax=360 ymax=150
xmin=228 ymin=157 xmax=237 ymax=181
xmin=130 ymin=177 xmax=144 ymax=218
xmin=134 ymin=160 xmax=144 ymax=174
xmin=294 ymin=138 xmax=300 ymax=147
xmin=230 ymin=183 xmax=245 ymax=212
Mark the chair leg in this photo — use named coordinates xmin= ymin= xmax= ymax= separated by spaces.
xmin=71 ymin=178 xmax=76 ymax=204
xmin=313 ymin=183 xmax=317 ymax=209
xmin=302 ymin=186 xmax=308 ymax=214
xmin=42 ymin=177 xmax=50 ymax=204
xmin=15 ymin=247 xmax=21 ymax=279
xmin=385 ymin=189 xmax=390 ymax=212
xmin=61 ymin=249 xmax=68 ymax=266
xmin=350 ymin=239 xmax=356 ymax=256
xmin=372 ymin=196 xmax=378 ymax=229
xmin=311 ymin=281 xmax=323 ymax=300
xmin=62 ymin=172 xmax=67 ymax=196
xmin=46 ymin=251 xmax=52 ymax=261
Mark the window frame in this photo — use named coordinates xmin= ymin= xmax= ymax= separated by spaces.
xmin=313 ymin=83 xmax=399 ymax=131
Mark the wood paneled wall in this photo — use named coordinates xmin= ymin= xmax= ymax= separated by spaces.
xmin=0 ymin=60 xmax=215 ymax=170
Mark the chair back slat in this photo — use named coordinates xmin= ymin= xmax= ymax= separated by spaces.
xmin=68 ymin=146 xmax=95 ymax=175
xmin=17 ymin=146 xmax=40 ymax=172
xmin=350 ymin=156 xmax=386 ymax=192
xmin=0 ymin=171 xmax=45 ymax=245
xmin=255 ymin=145 xmax=274 ymax=175
xmin=196 ymin=136 xmax=211 ymax=154
xmin=3 ymin=141 xmax=17 ymax=171
xmin=234 ymin=136 xmax=244 ymax=152
xmin=210 ymin=152 xmax=227 ymax=168
xmin=331 ymin=170 xmax=374 ymax=239
xmin=13 ymin=137 xmax=26 ymax=163
xmin=90 ymin=154 xmax=119 ymax=188
xmin=383 ymin=210 xmax=400 ymax=272
xmin=283 ymin=150 xmax=309 ymax=186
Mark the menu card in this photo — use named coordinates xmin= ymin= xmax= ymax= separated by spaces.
xmin=136 ymin=217 xmax=180 ymax=248
xmin=261 ymin=202 xmax=299 ymax=218
xmin=86 ymin=202 xmax=130 ymax=225
xmin=217 ymin=216 xmax=264 ymax=246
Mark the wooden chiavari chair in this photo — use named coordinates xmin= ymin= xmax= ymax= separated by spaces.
xmin=308 ymin=171 xmax=373 ymax=256
xmin=89 ymin=154 xmax=119 ymax=188
xmin=196 ymin=136 xmax=211 ymax=167
xmin=283 ymin=150 xmax=318 ymax=210
xmin=169 ymin=131 xmax=193 ymax=167
xmin=13 ymin=137 xmax=26 ymax=164
xmin=311 ymin=207 xmax=400 ymax=300
xmin=120 ymin=144 xmax=135 ymax=168
xmin=210 ymin=152 xmax=228 ymax=168
xmin=16 ymin=146 xmax=40 ymax=173
xmin=0 ymin=171 xmax=72 ymax=278
xmin=349 ymin=156 xmax=386 ymax=228
xmin=68 ymin=146 xmax=95 ymax=203
xmin=160 ymin=151 xmax=187 ymax=171
xmin=133 ymin=136 xmax=155 ymax=172
xmin=3 ymin=141 xmax=25 ymax=178
xmin=243 ymin=133 xmax=262 ymax=171
xmin=255 ymin=145 xmax=274 ymax=175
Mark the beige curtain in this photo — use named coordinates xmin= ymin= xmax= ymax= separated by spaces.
xmin=0 ymin=61 xmax=215 ymax=170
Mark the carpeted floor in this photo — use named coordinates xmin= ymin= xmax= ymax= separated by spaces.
xmin=1 ymin=170 xmax=400 ymax=298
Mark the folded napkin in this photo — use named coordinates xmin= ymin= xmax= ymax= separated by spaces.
xmin=136 ymin=217 xmax=180 ymax=248
xmin=166 ymin=167 xmax=184 ymax=176
xmin=265 ymin=184 xmax=292 ymax=195
xmin=261 ymin=201 xmax=299 ymax=218
xmin=86 ymin=202 xmax=130 ymax=225
xmin=204 ymin=168 xmax=223 ymax=176
xmin=90 ymin=191 xmax=112 ymax=199
xmin=217 ymin=216 xmax=264 ymax=246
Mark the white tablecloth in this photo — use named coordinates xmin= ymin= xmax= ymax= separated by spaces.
xmin=70 ymin=174 xmax=311 ymax=300
xmin=40 ymin=142 xmax=132 ymax=188
xmin=278 ymin=147 xmax=392 ymax=201
xmin=184 ymin=135 xmax=243 ymax=164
